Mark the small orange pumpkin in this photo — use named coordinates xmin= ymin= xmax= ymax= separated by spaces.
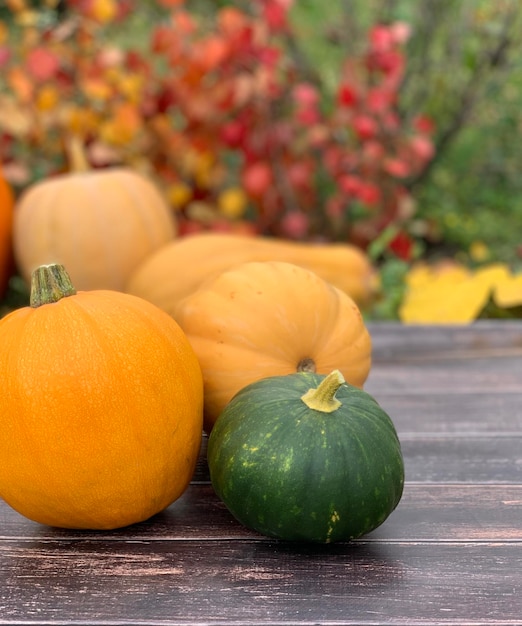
xmin=0 ymin=169 xmax=14 ymax=297
xmin=175 ymin=261 xmax=372 ymax=432
xmin=0 ymin=263 xmax=203 ymax=529
xmin=13 ymin=141 xmax=176 ymax=291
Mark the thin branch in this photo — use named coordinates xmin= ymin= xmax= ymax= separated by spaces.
xmin=407 ymin=5 xmax=519 ymax=190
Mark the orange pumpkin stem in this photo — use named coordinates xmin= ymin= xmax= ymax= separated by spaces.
xmin=66 ymin=135 xmax=90 ymax=173
xmin=30 ymin=263 xmax=77 ymax=308
xmin=300 ymin=369 xmax=345 ymax=413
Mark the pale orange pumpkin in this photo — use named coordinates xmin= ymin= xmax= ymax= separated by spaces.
xmin=13 ymin=151 xmax=176 ymax=292
xmin=0 ymin=263 xmax=203 ymax=529
xmin=175 ymin=261 xmax=372 ymax=432
xmin=126 ymin=232 xmax=380 ymax=316
xmin=0 ymin=169 xmax=14 ymax=297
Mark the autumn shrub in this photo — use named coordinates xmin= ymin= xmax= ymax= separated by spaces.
xmin=0 ymin=0 xmax=436 ymax=258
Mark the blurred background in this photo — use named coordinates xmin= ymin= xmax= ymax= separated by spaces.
xmin=1 ymin=0 xmax=521 ymax=321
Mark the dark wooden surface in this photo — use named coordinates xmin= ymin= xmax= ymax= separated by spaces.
xmin=2 ymin=321 xmax=522 ymax=626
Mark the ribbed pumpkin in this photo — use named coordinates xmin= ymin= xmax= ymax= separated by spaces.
xmin=0 ymin=263 xmax=203 ymax=530
xmin=175 ymin=261 xmax=372 ymax=432
xmin=0 ymin=169 xmax=14 ymax=297
xmin=13 ymin=143 xmax=176 ymax=292
xmin=208 ymin=370 xmax=404 ymax=543
xmin=126 ymin=232 xmax=379 ymax=314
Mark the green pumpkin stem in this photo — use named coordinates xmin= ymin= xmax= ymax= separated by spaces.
xmin=301 ymin=369 xmax=345 ymax=413
xmin=30 ymin=264 xmax=77 ymax=308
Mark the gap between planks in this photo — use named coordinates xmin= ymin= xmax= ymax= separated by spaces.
xmin=1 ymin=536 xmax=522 ymax=547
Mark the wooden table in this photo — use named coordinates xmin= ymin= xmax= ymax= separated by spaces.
xmin=2 ymin=321 xmax=522 ymax=625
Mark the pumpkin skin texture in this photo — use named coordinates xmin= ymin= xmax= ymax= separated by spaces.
xmin=208 ymin=370 xmax=404 ymax=543
xmin=175 ymin=261 xmax=372 ymax=432
xmin=126 ymin=232 xmax=379 ymax=314
xmin=13 ymin=168 xmax=176 ymax=292
xmin=0 ymin=171 xmax=14 ymax=297
xmin=0 ymin=264 xmax=203 ymax=530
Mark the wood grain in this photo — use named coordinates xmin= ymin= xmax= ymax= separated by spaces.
xmin=367 ymin=321 xmax=522 ymax=358
xmin=374 ymin=392 xmax=522 ymax=434
xmin=2 ymin=540 xmax=522 ymax=625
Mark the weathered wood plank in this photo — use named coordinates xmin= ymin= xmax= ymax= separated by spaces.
xmin=400 ymin=436 xmax=522 ymax=483
xmin=365 ymin=356 xmax=522 ymax=394
xmin=374 ymin=392 xmax=522 ymax=435
xmin=1 ymin=484 xmax=522 ymax=543
xmin=1 ymin=540 xmax=521 ymax=625
xmin=368 ymin=321 xmax=522 ymax=359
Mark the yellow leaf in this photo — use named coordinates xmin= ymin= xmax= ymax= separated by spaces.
xmin=469 ymin=240 xmax=490 ymax=262
xmin=99 ymin=103 xmax=141 ymax=146
xmin=493 ymin=272 xmax=522 ymax=309
xmin=117 ymin=74 xmax=144 ymax=104
xmin=472 ymin=263 xmax=511 ymax=288
xmin=399 ymin=262 xmax=509 ymax=324
xmin=81 ymin=77 xmax=113 ymax=102
xmin=7 ymin=67 xmax=34 ymax=103
xmin=0 ymin=95 xmax=32 ymax=136
xmin=399 ymin=278 xmax=491 ymax=324
xmin=63 ymin=105 xmax=100 ymax=135
xmin=218 ymin=187 xmax=248 ymax=219
xmin=0 ymin=21 xmax=8 ymax=45
xmin=194 ymin=151 xmax=216 ymax=189
xmin=167 ymin=182 xmax=193 ymax=209
xmin=36 ymin=85 xmax=60 ymax=112
xmin=91 ymin=0 xmax=117 ymax=23
xmin=14 ymin=9 xmax=39 ymax=27
xmin=405 ymin=260 xmax=470 ymax=289
xmin=403 ymin=263 xmax=432 ymax=288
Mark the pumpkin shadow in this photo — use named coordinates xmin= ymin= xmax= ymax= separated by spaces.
xmin=248 ymin=538 xmax=406 ymax=594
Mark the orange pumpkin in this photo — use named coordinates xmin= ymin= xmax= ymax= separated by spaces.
xmin=0 ymin=170 xmax=14 ymax=297
xmin=13 ymin=163 xmax=176 ymax=292
xmin=0 ymin=263 xmax=203 ymax=529
xmin=175 ymin=261 xmax=372 ymax=432
xmin=126 ymin=232 xmax=380 ymax=316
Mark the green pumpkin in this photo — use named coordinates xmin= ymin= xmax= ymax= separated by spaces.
xmin=207 ymin=370 xmax=404 ymax=543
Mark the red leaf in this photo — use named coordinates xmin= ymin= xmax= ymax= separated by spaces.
xmin=0 ymin=46 xmax=11 ymax=69
xmin=151 ymin=25 xmax=173 ymax=54
xmin=369 ymin=25 xmax=396 ymax=53
xmin=26 ymin=48 xmax=60 ymax=82
xmin=296 ymin=108 xmax=320 ymax=125
xmin=218 ymin=7 xmax=248 ymax=35
xmin=220 ymin=120 xmax=246 ymax=148
xmin=198 ymin=36 xmax=231 ymax=72
xmin=157 ymin=0 xmax=185 ymax=7
xmin=280 ymin=211 xmax=309 ymax=238
xmin=337 ymin=83 xmax=358 ymax=107
xmin=357 ymin=183 xmax=382 ymax=206
xmin=353 ymin=115 xmax=378 ymax=141
xmin=384 ymin=158 xmax=411 ymax=178
xmin=262 ymin=0 xmax=291 ymax=31
xmin=389 ymin=231 xmax=414 ymax=260
xmin=409 ymin=135 xmax=435 ymax=165
xmin=366 ymin=87 xmax=393 ymax=113
xmin=413 ymin=114 xmax=436 ymax=135
xmin=338 ymin=175 xmax=363 ymax=196
xmin=362 ymin=141 xmax=385 ymax=163
xmin=242 ymin=162 xmax=273 ymax=197
xmin=292 ymin=83 xmax=319 ymax=107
